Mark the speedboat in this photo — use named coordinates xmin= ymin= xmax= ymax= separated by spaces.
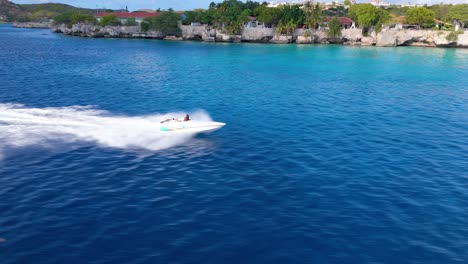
xmin=159 ymin=119 xmax=225 ymax=133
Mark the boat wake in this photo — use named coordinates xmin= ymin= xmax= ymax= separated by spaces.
xmin=0 ymin=103 xmax=217 ymax=157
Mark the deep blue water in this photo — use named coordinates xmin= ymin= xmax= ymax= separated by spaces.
xmin=1 ymin=24 xmax=468 ymax=263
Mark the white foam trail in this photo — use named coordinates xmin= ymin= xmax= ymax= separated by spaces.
xmin=0 ymin=104 xmax=213 ymax=156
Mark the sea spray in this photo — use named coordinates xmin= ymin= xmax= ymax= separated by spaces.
xmin=0 ymin=104 xmax=213 ymax=156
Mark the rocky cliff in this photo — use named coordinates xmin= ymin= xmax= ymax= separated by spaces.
xmin=51 ymin=23 xmax=468 ymax=48
xmin=53 ymin=23 xmax=164 ymax=38
xmin=0 ymin=0 xmax=22 ymax=22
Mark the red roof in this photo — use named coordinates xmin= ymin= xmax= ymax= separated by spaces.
xmin=95 ymin=12 xmax=161 ymax=18
xmin=248 ymin=16 xmax=257 ymax=22
xmin=323 ymin=17 xmax=354 ymax=25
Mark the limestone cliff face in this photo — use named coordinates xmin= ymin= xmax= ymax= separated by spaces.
xmin=53 ymin=24 xmax=163 ymax=38
xmin=242 ymin=28 xmax=275 ymax=42
xmin=51 ymin=23 xmax=468 ymax=48
xmin=376 ymin=29 xmax=467 ymax=47
xmin=180 ymin=25 xmax=215 ymax=41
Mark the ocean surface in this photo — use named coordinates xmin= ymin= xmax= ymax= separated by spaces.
xmin=0 ymin=24 xmax=467 ymax=263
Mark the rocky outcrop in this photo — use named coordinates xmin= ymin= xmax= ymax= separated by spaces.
xmin=13 ymin=21 xmax=51 ymax=28
xmin=376 ymin=29 xmax=468 ymax=47
xmin=180 ymin=25 xmax=215 ymax=41
xmin=215 ymin=32 xmax=241 ymax=42
xmin=0 ymin=0 xmax=22 ymax=22
xmin=241 ymin=27 xmax=275 ymax=42
xmin=52 ymin=24 xmax=164 ymax=39
xmin=50 ymin=23 xmax=468 ymax=48
xmin=270 ymin=35 xmax=292 ymax=44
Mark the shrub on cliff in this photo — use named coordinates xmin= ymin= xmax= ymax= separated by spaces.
xmin=183 ymin=10 xmax=204 ymax=25
xmin=140 ymin=21 xmax=150 ymax=32
xmin=99 ymin=14 xmax=120 ymax=27
xmin=53 ymin=12 xmax=95 ymax=26
xmin=125 ymin=17 xmax=137 ymax=26
xmin=145 ymin=11 xmax=181 ymax=36
xmin=405 ymin=7 xmax=435 ymax=28
xmin=327 ymin=17 xmax=342 ymax=38
xmin=446 ymin=30 xmax=462 ymax=42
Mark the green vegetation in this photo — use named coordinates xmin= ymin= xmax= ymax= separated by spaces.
xmin=1 ymin=0 xmax=95 ymax=22
xmin=144 ymin=11 xmax=181 ymax=36
xmin=405 ymin=7 xmax=435 ymax=28
xmin=256 ymin=6 xmax=281 ymax=27
xmin=125 ymin=17 xmax=137 ymax=26
xmin=446 ymin=30 xmax=462 ymax=42
xmin=140 ymin=21 xmax=150 ymax=32
xmin=99 ymin=14 xmax=120 ymax=26
xmin=348 ymin=4 xmax=390 ymax=33
xmin=448 ymin=4 xmax=468 ymax=24
xmin=53 ymin=12 xmax=96 ymax=26
xmin=304 ymin=2 xmax=322 ymax=30
xmin=328 ymin=17 xmax=342 ymax=38
xmin=2 ymin=0 xmax=466 ymax=36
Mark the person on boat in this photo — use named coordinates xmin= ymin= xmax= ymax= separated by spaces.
xmin=184 ymin=114 xmax=190 ymax=121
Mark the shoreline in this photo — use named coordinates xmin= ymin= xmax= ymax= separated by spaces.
xmin=13 ymin=23 xmax=468 ymax=48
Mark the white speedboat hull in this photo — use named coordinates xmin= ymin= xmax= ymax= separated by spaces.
xmin=160 ymin=121 xmax=225 ymax=133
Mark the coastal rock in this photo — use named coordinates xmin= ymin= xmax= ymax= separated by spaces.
xmin=342 ymin=28 xmax=367 ymax=45
xmin=13 ymin=21 xmax=51 ymax=28
xmin=270 ymin=35 xmax=292 ymax=44
xmin=296 ymin=36 xmax=313 ymax=44
xmin=180 ymin=25 xmax=215 ymax=41
xmin=164 ymin=35 xmax=183 ymax=41
xmin=51 ymin=23 xmax=468 ymax=48
xmin=455 ymin=32 xmax=468 ymax=47
xmin=215 ymin=33 xmax=241 ymax=42
xmin=375 ymin=29 xmax=468 ymax=47
xmin=313 ymin=30 xmax=330 ymax=43
xmin=241 ymin=27 xmax=275 ymax=42
xmin=361 ymin=36 xmax=376 ymax=46
xmin=52 ymin=24 xmax=161 ymax=38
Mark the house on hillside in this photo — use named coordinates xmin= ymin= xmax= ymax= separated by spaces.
xmin=322 ymin=17 xmax=355 ymax=29
xmin=245 ymin=16 xmax=262 ymax=28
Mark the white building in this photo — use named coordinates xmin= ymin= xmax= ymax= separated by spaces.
xmin=370 ymin=0 xmax=390 ymax=7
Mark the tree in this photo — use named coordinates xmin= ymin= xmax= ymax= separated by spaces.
xmin=99 ymin=14 xmax=120 ymax=26
xmin=146 ymin=11 xmax=181 ymax=36
xmin=328 ymin=17 xmax=342 ymax=38
xmin=405 ymin=7 xmax=435 ymax=28
xmin=256 ymin=6 xmax=281 ymax=27
xmin=140 ymin=21 xmax=150 ymax=32
xmin=428 ymin=4 xmax=450 ymax=22
xmin=285 ymin=19 xmax=297 ymax=35
xmin=348 ymin=4 xmax=390 ymax=32
xmin=125 ymin=17 xmax=137 ymax=26
xmin=184 ymin=10 xmax=204 ymax=25
xmin=305 ymin=3 xmax=322 ymax=29
xmin=448 ymin=4 xmax=468 ymax=24
xmin=279 ymin=4 xmax=305 ymax=26
xmin=53 ymin=12 xmax=95 ymax=26
xmin=275 ymin=20 xmax=284 ymax=35
xmin=344 ymin=0 xmax=351 ymax=6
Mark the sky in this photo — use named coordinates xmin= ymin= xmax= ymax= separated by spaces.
xmin=10 ymin=0 xmax=468 ymax=11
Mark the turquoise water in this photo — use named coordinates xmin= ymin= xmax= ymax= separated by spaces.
xmin=1 ymin=24 xmax=468 ymax=263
